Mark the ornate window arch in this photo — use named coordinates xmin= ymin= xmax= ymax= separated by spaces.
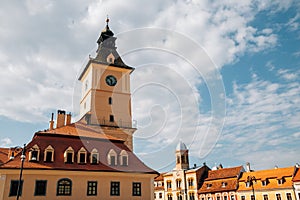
xmin=44 ymin=145 xmax=54 ymax=162
xmin=57 ymin=178 xmax=72 ymax=196
xmin=107 ymin=149 xmax=117 ymax=166
xmin=64 ymin=147 xmax=74 ymax=163
xmin=119 ymin=150 xmax=128 ymax=166
xmin=90 ymin=148 xmax=99 ymax=164
xmin=77 ymin=147 xmax=87 ymax=164
xmin=29 ymin=144 xmax=40 ymax=162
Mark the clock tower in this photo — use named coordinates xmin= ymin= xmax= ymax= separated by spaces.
xmin=78 ymin=18 xmax=136 ymax=150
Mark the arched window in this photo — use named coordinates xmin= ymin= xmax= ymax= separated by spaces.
xmin=189 ymin=192 xmax=195 ymax=200
xmin=90 ymin=148 xmax=99 ymax=164
xmin=29 ymin=144 xmax=40 ymax=162
xmin=167 ymin=193 xmax=173 ymax=200
xmin=107 ymin=149 xmax=117 ymax=166
xmin=57 ymin=178 xmax=72 ymax=196
xmin=44 ymin=145 xmax=54 ymax=162
xmin=177 ymin=193 xmax=183 ymax=200
xmin=77 ymin=147 xmax=87 ymax=164
xmin=64 ymin=147 xmax=74 ymax=164
xmin=119 ymin=150 xmax=128 ymax=166
xmin=176 ymin=179 xmax=182 ymax=189
xmin=188 ymin=178 xmax=194 ymax=188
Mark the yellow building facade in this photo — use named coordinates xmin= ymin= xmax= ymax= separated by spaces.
xmin=237 ymin=166 xmax=296 ymax=200
xmin=0 ymin=18 xmax=157 ymax=200
xmin=154 ymin=141 xmax=209 ymax=200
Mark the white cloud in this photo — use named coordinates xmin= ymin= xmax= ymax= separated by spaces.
xmin=0 ymin=137 xmax=12 ymax=147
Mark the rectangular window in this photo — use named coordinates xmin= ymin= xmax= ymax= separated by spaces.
xmin=110 ymin=156 xmax=116 ymax=166
xmin=109 ymin=115 xmax=114 ymax=122
xmin=79 ymin=153 xmax=86 ymax=163
xmin=132 ymin=182 xmax=141 ymax=196
xmin=122 ymin=156 xmax=128 ymax=166
xmin=286 ymin=193 xmax=292 ymax=200
xmin=91 ymin=154 xmax=98 ymax=164
xmin=159 ymin=192 xmax=162 ymax=198
xmin=109 ymin=97 xmax=112 ymax=105
xmin=9 ymin=180 xmax=23 ymax=196
xmin=66 ymin=152 xmax=73 ymax=163
xmin=241 ymin=196 xmax=246 ymax=200
xmin=110 ymin=181 xmax=120 ymax=196
xmin=45 ymin=151 xmax=53 ymax=162
xmin=34 ymin=180 xmax=47 ymax=196
xmin=263 ymin=194 xmax=268 ymax=200
xmin=224 ymin=196 xmax=228 ymax=200
xmin=231 ymin=195 xmax=235 ymax=200
xmin=167 ymin=181 xmax=172 ymax=189
xmin=276 ymin=194 xmax=282 ymax=200
xmin=251 ymin=195 xmax=255 ymax=200
xmin=216 ymin=196 xmax=220 ymax=200
xmin=87 ymin=181 xmax=97 ymax=196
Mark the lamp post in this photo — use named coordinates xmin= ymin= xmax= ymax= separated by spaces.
xmin=16 ymin=144 xmax=26 ymax=200
xmin=247 ymin=176 xmax=256 ymax=200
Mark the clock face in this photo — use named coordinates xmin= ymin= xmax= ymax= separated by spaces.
xmin=105 ymin=75 xmax=117 ymax=86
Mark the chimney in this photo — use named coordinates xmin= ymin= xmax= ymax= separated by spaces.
xmin=246 ymin=162 xmax=251 ymax=172
xmin=49 ymin=113 xmax=54 ymax=130
xmin=66 ymin=112 xmax=72 ymax=125
xmin=56 ymin=110 xmax=66 ymax=128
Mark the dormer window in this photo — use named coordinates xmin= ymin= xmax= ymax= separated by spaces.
xmin=90 ymin=148 xmax=99 ymax=164
xmin=107 ymin=149 xmax=117 ymax=166
xmin=64 ymin=147 xmax=74 ymax=164
xmin=107 ymin=53 xmax=115 ymax=63
xmin=77 ymin=147 xmax=87 ymax=164
xmin=277 ymin=178 xmax=284 ymax=185
xmin=29 ymin=144 xmax=40 ymax=162
xmin=44 ymin=145 xmax=54 ymax=162
xmin=120 ymin=150 xmax=128 ymax=166
xmin=262 ymin=179 xmax=268 ymax=186
xmin=245 ymin=182 xmax=251 ymax=188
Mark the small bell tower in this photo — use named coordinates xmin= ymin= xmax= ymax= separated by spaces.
xmin=175 ymin=141 xmax=189 ymax=170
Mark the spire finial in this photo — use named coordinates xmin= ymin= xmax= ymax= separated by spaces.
xmin=106 ymin=15 xmax=109 ymax=26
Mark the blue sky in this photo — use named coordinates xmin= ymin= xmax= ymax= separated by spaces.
xmin=0 ymin=0 xmax=299 ymax=172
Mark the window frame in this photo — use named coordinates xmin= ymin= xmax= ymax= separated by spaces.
xmin=44 ymin=145 xmax=54 ymax=162
xmin=34 ymin=180 xmax=47 ymax=196
xmin=87 ymin=181 xmax=97 ymax=196
xmin=56 ymin=178 xmax=72 ymax=196
xmin=132 ymin=182 xmax=141 ymax=196
xmin=110 ymin=181 xmax=120 ymax=196
xmin=64 ymin=147 xmax=74 ymax=164
xmin=90 ymin=148 xmax=99 ymax=164
xmin=77 ymin=147 xmax=87 ymax=164
xmin=9 ymin=180 xmax=23 ymax=197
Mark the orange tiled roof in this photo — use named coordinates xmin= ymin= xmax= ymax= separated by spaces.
xmin=0 ymin=148 xmax=9 ymax=164
xmin=155 ymin=173 xmax=165 ymax=181
xmin=198 ymin=166 xmax=243 ymax=194
xmin=238 ymin=167 xmax=295 ymax=191
xmin=293 ymin=168 xmax=300 ymax=182
xmin=37 ymin=120 xmax=123 ymax=141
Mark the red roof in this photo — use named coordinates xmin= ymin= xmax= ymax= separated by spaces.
xmin=198 ymin=166 xmax=243 ymax=194
xmin=0 ymin=121 xmax=157 ymax=174
xmin=0 ymin=148 xmax=9 ymax=164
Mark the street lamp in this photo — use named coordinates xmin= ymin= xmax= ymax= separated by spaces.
xmin=14 ymin=144 xmax=26 ymax=200
xmin=247 ymin=176 xmax=256 ymax=200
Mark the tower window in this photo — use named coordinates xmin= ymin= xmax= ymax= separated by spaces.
xmin=109 ymin=97 xmax=112 ymax=105
xmin=109 ymin=115 xmax=114 ymax=122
